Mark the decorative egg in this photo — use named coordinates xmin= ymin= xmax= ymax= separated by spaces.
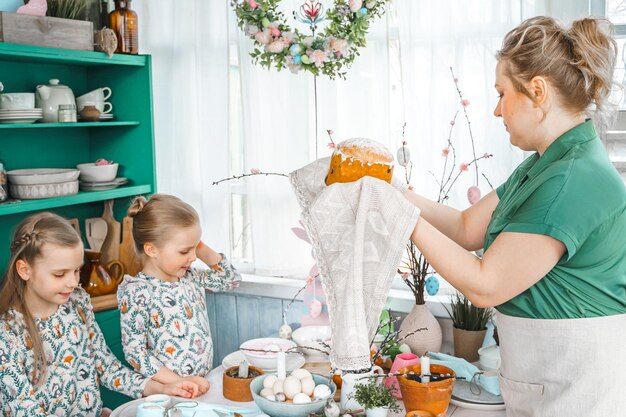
xmin=399 ymin=343 xmax=411 ymax=353
xmin=283 ymin=375 xmax=302 ymax=400
xmin=272 ymin=378 xmax=284 ymax=395
xmin=313 ymin=384 xmax=332 ymax=399
xmin=265 ymin=394 xmax=276 ymax=401
xmin=275 ymin=392 xmax=286 ymax=402
xmin=278 ymin=324 xmax=293 ymax=339
xmin=467 ymin=186 xmax=481 ymax=205
xmin=396 ymin=146 xmax=411 ymax=166
xmin=425 ymin=275 xmax=440 ymax=296
xmin=260 ymin=388 xmax=274 ymax=398
xmin=308 ymin=299 xmax=322 ymax=318
xmin=301 ymin=377 xmax=315 ymax=396
xmin=293 ymin=392 xmax=312 ymax=404
xmin=291 ymin=368 xmax=312 ymax=380
xmin=263 ymin=374 xmax=278 ymax=389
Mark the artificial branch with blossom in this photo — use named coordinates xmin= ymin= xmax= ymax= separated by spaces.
xmin=397 ymin=69 xmax=494 ymax=305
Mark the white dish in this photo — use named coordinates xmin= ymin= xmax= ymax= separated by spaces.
xmin=240 ymin=337 xmax=298 ymax=369
xmin=7 ymin=168 xmax=80 ymax=185
xmin=77 ymin=162 xmax=118 ymax=182
xmin=0 ymin=117 xmax=42 ymax=124
xmin=450 ymin=397 xmax=506 ymax=411
xmin=222 ymin=350 xmax=305 ymax=372
xmin=10 ymin=180 xmax=79 ymax=200
xmin=450 ymin=379 xmax=505 ymax=410
xmin=79 ymin=177 xmax=128 ymax=191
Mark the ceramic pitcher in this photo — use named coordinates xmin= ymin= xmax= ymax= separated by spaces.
xmin=340 ymin=365 xmax=384 ymax=411
xmin=80 ymin=249 xmax=124 ymax=297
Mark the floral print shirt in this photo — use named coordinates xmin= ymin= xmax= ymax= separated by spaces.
xmin=117 ymin=256 xmax=241 ymax=378
xmin=0 ymin=288 xmax=147 ymax=417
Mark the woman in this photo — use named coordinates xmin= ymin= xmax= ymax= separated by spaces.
xmin=406 ymin=16 xmax=626 ymax=417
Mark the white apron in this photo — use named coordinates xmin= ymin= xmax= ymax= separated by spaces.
xmin=496 ymin=311 xmax=626 ymax=417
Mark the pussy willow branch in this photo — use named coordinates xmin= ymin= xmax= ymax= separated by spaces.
xmin=450 ymin=66 xmax=479 ymax=185
xmin=212 ymin=172 xmax=288 ymax=185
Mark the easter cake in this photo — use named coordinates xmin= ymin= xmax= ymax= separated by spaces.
xmin=326 ymin=138 xmax=394 ymax=185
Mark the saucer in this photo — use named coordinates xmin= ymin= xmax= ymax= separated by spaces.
xmin=79 ymin=177 xmax=128 ymax=191
xmin=222 ymin=350 xmax=305 ymax=372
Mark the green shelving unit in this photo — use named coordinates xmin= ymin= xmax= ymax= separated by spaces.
xmin=0 ymin=43 xmax=157 ymax=408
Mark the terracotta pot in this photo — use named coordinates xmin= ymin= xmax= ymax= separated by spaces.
xmin=453 ymin=328 xmax=486 ymax=362
xmin=222 ymin=365 xmax=264 ymax=402
xmin=397 ymin=364 xmax=455 ymax=417
xmin=80 ymin=249 xmax=124 ymax=297
xmin=399 ymin=304 xmax=442 ymax=356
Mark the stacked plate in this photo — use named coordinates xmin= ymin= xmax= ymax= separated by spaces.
xmin=0 ymin=108 xmax=43 ymax=124
xmin=79 ymin=177 xmax=128 ymax=191
xmin=99 ymin=113 xmax=114 ymax=121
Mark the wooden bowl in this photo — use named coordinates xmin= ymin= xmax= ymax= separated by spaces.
xmin=223 ymin=365 xmax=264 ymax=402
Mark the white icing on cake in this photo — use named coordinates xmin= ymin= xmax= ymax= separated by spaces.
xmin=335 ymin=138 xmax=393 ymax=165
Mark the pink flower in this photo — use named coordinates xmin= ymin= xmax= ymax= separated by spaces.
xmin=248 ymin=0 xmax=258 ymax=10
xmin=267 ymin=40 xmax=288 ymax=53
xmin=401 ymin=272 xmax=410 ymax=281
xmin=282 ymin=31 xmax=296 ymax=43
xmin=270 ymin=27 xmax=281 ymax=37
xmin=450 ymin=120 xmax=455 ymax=126
xmin=402 ymin=140 xmax=407 ymax=145
xmin=441 ymin=148 xmax=450 ymax=157
xmin=329 ymin=38 xmax=349 ymax=57
xmin=308 ymin=49 xmax=328 ymax=67
xmin=327 ymin=129 xmax=334 ymax=135
xmin=349 ymin=0 xmax=363 ymax=12
xmin=327 ymin=142 xmax=336 ymax=149
xmin=306 ymin=275 xmax=315 ymax=285
xmin=250 ymin=168 xmax=261 ymax=174
xmin=461 ymin=99 xmax=470 ymax=107
xmin=255 ymin=29 xmax=272 ymax=45
xmin=459 ymin=163 xmax=469 ymax=172
xmin=408 ymin=185 xmax=414 ymax=191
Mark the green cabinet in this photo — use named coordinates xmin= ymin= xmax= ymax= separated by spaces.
xmin=0 ymin=43 xmax=157 ymax=409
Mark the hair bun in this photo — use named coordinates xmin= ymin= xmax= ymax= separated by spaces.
xmin=127 ymin=196 xmax=148 ymax=218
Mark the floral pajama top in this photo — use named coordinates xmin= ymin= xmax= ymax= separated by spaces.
xmin=0 ymin=289 xmax=147 ymax=417
xmin=117 ymin=256 xmax=241 ymax=378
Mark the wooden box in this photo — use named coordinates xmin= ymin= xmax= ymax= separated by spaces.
xmin=0 ymin=12 xmax=93 ymax=51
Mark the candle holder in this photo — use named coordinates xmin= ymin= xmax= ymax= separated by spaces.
xmin=223 ymin=365 xmax=264 ymax=402
xmin=397 ymin=364 xmax=456 ymax=417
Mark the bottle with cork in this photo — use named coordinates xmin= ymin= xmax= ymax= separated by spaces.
xmin=109 ymin=0 xmax=138 ymax=54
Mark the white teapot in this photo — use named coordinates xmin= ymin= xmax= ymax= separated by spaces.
xmin=35 ymin=79 xmax=75 ymax=123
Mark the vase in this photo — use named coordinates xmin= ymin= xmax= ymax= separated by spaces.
xmin=365 ymin=407 xmax=389 ymax=417
xmin=340 ymin=366 xmax=384 ymax=411
xmin=398 ymin=364 xmax=455 ymax=417
xmin=453 ymin=328 xmax=486 ymax=362
xmin=399 ymin=304 xmax=442 ymax=356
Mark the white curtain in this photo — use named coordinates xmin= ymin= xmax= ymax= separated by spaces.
xmin=133 ymin=0 xmax=231 ymax=255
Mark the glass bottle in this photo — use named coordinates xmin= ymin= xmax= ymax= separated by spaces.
xmin=109 ymin=0 xmax=138 ymax=55
xmin=0 ymin=160 xmax=7 ymax=202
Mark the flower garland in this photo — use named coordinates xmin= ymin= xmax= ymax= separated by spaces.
xmin=231 ymin=0 xmax=387 ymax=79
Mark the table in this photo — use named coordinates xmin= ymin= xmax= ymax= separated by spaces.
xmin=111 ymin=364 xmax=506 ymax=417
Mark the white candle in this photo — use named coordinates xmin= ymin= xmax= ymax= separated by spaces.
xmin=421 ymin=355 xmax=430 ymax=376
xmin=277 ymin=351 xmax=287 ymax=380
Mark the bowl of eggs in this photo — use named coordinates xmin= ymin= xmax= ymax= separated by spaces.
xmin=250 ymin=369 xmax=336 ymax=417
xmin=240 ymin=337 xmax=298 ymax=369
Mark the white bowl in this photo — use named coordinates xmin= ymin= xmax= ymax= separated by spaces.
xmin=478 ymin=344 xmax=501 ymax=372
xmin=291 ymin=326 xmax=331 ymax=359
xmin=76 ymin=162 xmax=118 ymax=182
xmin=7 ymin=168 xmax=79 ymax=185
xmin=239 ymin=337 xmax=297 ymax=369
xmin=10 ymin=180 xmax=78 ymax=200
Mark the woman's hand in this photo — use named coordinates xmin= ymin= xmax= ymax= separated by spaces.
xmin=181 ymin=375 xmax=210 ymax=395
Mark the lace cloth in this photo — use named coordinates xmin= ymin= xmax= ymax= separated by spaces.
xmin=290 ymin=158 xmax=420 ymax=371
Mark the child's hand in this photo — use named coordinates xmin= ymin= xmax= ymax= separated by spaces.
xmin=162 ymin=380 xmax=200 ymax=398
xmin=196 ymin=241 xmax=223 ymax=268
xmin=182 ymin=375 xmax=210 ymax=395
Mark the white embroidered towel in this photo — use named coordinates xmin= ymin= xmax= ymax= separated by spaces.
xmin=290 ymin=158 xmax=420 ymax=371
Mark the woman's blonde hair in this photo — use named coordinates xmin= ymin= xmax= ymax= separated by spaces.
xmin=127 ymin=194 xmax=200 ymax=254
xmin=497 ymin=16 xmax=618 ymax=127
xmin=0 ymin=212 xmax=82 ymax=385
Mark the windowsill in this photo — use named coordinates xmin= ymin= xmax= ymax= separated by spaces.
xmin=235 ymin=273 xmax=453 ymax=319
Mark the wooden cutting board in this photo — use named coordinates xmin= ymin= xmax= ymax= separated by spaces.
xmin=67 ymin=218 xmax=81 ymax=237
xmin=100 ymin=200 xmax=121 ymax=264
xmin=119 ymin=216 xmax=142 ymax=276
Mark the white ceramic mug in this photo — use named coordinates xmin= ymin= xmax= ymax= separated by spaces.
xmin=0 ymin=93 xmax=35 ymax=110
xmin=340 ymin=365 xmax=384 ymax=411
xmin=76 ymin=98 xmax=112 ymax=114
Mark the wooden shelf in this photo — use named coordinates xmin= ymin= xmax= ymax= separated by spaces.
xmin=91 ymin=294 xmax=119 ymax=312
xmin=0 ymin=184 xmax=152 ymax=215
xmin=0 ymin=43 xmax=147 ymax=67
xmin=0 ymin=121 xmax=140 ymax=129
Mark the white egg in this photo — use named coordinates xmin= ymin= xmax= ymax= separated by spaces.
xmin=301 ymin=377 xmax=315 ymax=396
xmin=263 ymin=374 xmax=278 ymax=389
xmin=291 ymin=368 xmax=312 ymax=380
xmin=283 ymin=375 xmax=302 ymax=400
xmin=313 ymin=384 xmax=332 ymax=399
xmin=272 ymin=378 xmax=284 ymax=395
xmin=260 ymin=388 xmax=274 ymax=398
xmin=265 ymin=395 xmax=276 ymax=401
xmin=292 ymin=392 xmax=312 ymax=404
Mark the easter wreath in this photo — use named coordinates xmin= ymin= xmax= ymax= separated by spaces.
xmin=231 ymin=0 xmax=387 ymax=79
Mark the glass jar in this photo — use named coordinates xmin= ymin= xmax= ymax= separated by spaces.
xmin=0 ymin=160 xmax=7 ymax=202
xmin=109 ymin=0 xmax=138 ymax=55
xmin=58 ymin=104 xmax=77 ymax=123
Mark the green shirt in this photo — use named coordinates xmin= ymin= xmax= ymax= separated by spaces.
xmin=485 ymin=121 xmax=626 ymax=319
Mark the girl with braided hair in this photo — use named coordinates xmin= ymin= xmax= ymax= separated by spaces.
xmin=0 ymin=212 xmax=200 ymax=417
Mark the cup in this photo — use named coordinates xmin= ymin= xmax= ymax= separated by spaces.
xmin=135 ymin=403 xmax=165 ymax=417
xmin=144 ymin=394 xmax=172 ymax=409
xmin=76 ymin=87 xmax=112 ymax=113
xmin=0 ymin=93 xmax=35 ymax=110
xmin=76 ymin=98 xmax=113 ymax=114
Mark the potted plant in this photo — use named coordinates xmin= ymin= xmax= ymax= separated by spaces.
xmin=349 ymin=378 xmax=400 ymax=417
xmin=444 ymin=292 xmax=493 ymax=362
